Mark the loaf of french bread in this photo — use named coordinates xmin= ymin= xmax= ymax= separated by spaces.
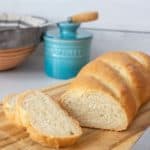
xmin=61 ymin=51 xmax=150 ymax=131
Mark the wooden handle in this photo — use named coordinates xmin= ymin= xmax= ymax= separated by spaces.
xmin=70 ymin=11 xmax=98 ymax=23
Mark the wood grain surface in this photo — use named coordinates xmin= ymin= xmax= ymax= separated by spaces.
xmin=0 ymin=82 xmax=150 ymax=150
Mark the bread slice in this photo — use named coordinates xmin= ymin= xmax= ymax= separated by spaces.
xmin=2 ymin=94 xmax=22 ymax=126
xmin=17 ymin=90 xmax=82 ymax=148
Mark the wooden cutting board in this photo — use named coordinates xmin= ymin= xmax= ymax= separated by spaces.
xmin=0 ymin=81 xmax=150 ymax=150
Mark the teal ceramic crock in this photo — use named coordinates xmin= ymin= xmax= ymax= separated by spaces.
xmin=44 ymin=22 xmax=92 ymax=79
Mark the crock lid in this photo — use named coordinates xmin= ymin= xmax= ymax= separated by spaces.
xmin=45 ymin=22 xmax=92 ymax=40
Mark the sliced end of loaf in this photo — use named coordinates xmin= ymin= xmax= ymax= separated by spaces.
xmin=18 ymin=90 xmax=82 ymax=148
xmin=2 ymin=94 xmax=16 ymax=120
xmin=2 ymin=94 xmax=22 ymax=126
xmin=61 ymin=77 xmax=129 ymax=131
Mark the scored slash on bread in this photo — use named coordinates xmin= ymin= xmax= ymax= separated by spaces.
xmin=61 ymin=51 xmax=150 ymax=131
xmin=3 ymin=90 xmax=82 ymax=148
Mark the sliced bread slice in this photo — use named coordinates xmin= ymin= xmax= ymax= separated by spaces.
xmin=2 ymin=94 xmax=22 ymax=126
xmin=17 ymin=90 xmax=82 ymax=148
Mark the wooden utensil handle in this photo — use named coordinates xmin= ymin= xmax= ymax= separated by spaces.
xmin=70 ymin=11 xmax=98 ymax=23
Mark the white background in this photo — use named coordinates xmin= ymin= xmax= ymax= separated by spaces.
xmin=0 ymin=0 xmax=150 ymax=31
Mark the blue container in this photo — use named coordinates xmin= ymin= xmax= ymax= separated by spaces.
xmin=44 ymin=22 xmax=92 ymax=79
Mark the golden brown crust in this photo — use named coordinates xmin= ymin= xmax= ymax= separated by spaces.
xmin=127 ymin=51 xmax=150 ymax=72
xmin=63 ymin=51 xmax=150 ymax=130
xmin=65 ymin=76 xmax=130 ymax=130
xmin=99 ymin=51 xmax=150 ymax=103
xmin=68 ymin=76 xmax=116 ymax=98
xmin=78 ymin=60 xmax=137 ymax=124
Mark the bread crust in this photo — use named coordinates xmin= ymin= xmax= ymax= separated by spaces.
xmin=127 ymin=51 xmax=150 ymax=72
xmin=62 ymin=76 xmax=130 ymax=130
xmin=99 ymin=52 xmax=150 ymax=103
xmin=62 ymin=51 xmax=150 ymax=131
xmin=78 ymin=60 xmax=137 ymax=124
xmin=17 ymin=90 xmax=82 ymax=148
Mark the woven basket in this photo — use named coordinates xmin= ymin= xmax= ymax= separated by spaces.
xmin=0 ymin=45 xmax=35 ymax=71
